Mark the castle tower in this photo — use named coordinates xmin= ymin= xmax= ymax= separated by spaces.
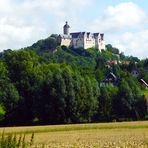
xmin=63 ymin=21 xmax=70 ymax=35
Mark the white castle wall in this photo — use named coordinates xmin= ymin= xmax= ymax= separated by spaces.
xmin=99 ymin=40 xmax=105 ymax=51
xmin=61 ymin=38 xmax=72 ymax=47
xmin=72 ymin=38 xmax=84 ymax=49
xmin=84 ymin=34 xmax=95 ymax=49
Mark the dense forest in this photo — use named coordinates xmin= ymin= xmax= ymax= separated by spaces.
xmin=0 ymin=35 xmax=147 ymax=126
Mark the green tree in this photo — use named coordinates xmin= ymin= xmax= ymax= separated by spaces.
xmin=98 ymin=85 xmax=118 ymax=121
xmin=62 ymin=66 xmax=77 ymax=123
xmin=114 ymin=77 xmax=147 ymax=120
xmin=0 ymin=104 xmax=5 ymax=120
xmin=0 ymin=61 xmax=19 ymax=124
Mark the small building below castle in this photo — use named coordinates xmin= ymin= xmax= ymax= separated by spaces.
xmin=57 ymin=22 xmax=105 ymax=51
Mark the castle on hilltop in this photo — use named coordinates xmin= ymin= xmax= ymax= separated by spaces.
xmin=57 ymin=22 xmax=105 ymax=51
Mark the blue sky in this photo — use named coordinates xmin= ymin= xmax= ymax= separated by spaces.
xmin=0 ymin=0 xmax=148 ymax=59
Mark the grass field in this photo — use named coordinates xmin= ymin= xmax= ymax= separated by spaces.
xmin=0 ymin=121 xmax=148 ymax=147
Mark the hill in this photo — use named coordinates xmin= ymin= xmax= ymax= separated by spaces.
xmin=0 ymin=35 xmax=147 ymax=126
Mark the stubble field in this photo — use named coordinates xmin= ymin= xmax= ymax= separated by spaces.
xmin=0 ymin=121 xmax=148 ymax=148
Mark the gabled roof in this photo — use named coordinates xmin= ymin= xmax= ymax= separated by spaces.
xmin=93 ymin=33 xmax=100 ymax=37
xmin=106 ymin=60 xmax=118 ymax=66
xmin=103 ymin=72 xmax=118 ymax=84
xmin=87 ymin=32 xmax=90 ymax=36
xmin=70 ymin=32 xmax=87 ymax=38
xmin=87 ymin=32 xmax=94 ymax=38
xmin=59 ymin=34 xmax=72 ymax=39
xmin=69 ymin=32 xmax=104 ymax=38
xmin=106 ymin=72 xmax=117 ymax=80
xmin=140 ymin=79 xmax=148 ymax=87
xmin=100 ymin=33 xmax=104 ymax=36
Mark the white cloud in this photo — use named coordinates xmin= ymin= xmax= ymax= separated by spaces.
xmin=88 ymin=2 xmax=146 ymax=32
xmin=0 ymin=16 xmax=47 ymax=50
xmin=0 ymin=0 xmax=46 ymax=50
xmin=109 ymin=30 xmax=148 ymax=59
xmin=0 ymin=0 xmax=91 ymax=51
xmin=106 ymin=2 xmax=146 ymax=28
xmin=86 ymin=2 xmax=148 ymax=59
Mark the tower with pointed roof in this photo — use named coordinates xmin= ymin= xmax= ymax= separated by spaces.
xmin=63 ymin=21 xmax=70 ymax=35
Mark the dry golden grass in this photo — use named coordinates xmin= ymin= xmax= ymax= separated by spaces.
xmin=0 ymin=121 xmax=148 ymax=147
xmin=32 ymin=128 xmax=148 ymax=148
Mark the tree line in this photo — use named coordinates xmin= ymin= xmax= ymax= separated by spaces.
xmin=0 ymin=37 xmax=147 ymax=126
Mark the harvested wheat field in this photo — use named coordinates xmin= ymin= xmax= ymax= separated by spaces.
xmin=0 ymin=121 xmax=148 ymax=148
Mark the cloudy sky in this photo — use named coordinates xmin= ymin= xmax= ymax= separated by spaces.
xmin=0 ymin=0 xmax=148 ymax=59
